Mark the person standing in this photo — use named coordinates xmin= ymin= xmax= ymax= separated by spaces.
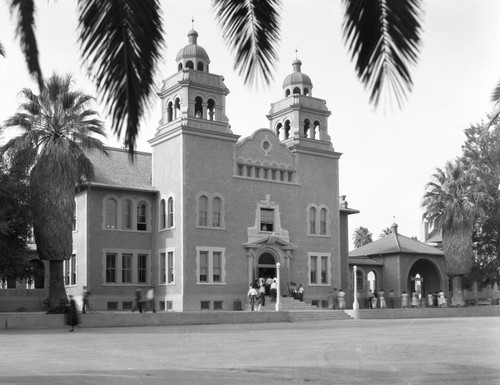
xmin=379 ymin=289 xmax=386 ymax=309
xmin=146 ymin=287 xmax=156 ymax=313
xmin=132 ymin=288 xmax=143 ymax=313
xmin=331 ymin=287 xmax=338 ymax=309
xmin=411 ymin=292 xmax=419 ymax=308
xmin=258 ymin=280 xmax=266 ymax=307
xmin=270 ymin=279 xmax=277 ymax=303
xmin=66 ymin=295 xmax=79 ymax=332
xmin=337 ymin=288 xmax=346 ymax=310
xmin=247 ymin=284 xmax=258 ymax=311
xmin=82 ymin=286 xmax=90 ymax=314
xmin=389 ymin=289 xmax=395 ymax=309
xmin=368 ymin=290 xmax=374 ymax=309
xmin=297 ymin=284 xmax=304 ymax=301
xmin=371 ymin=290 xmax=378 ymax=309
xmin=401 ymin=291 xmax=409 ymax=308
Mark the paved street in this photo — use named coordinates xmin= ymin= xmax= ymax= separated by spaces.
xmin=1 ymin=317 xmax=500 ymax=384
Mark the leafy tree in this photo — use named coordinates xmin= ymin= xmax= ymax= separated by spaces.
xmin=1 ymin=73 xmax=107 ymax=311
xmin=0 ymin=151 xmax=33 ymax=282
xmin=353 ymin=226 xmax=373 ymax=249
xmin=422 ymin=159 xmax=490 ymax=306
xmin=2 ymin=0 xmax=423 ymax=152
xmin=461 ymin=121 xmax=500 ymax=288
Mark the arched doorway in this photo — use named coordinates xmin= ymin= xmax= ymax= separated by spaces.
xmin=408 ymin=259 xmax=441 ymax=297
xmin=367 ymin=270 xmax=376 ymax=292
xmin=256 ymin=252 xmax=277 ymax=280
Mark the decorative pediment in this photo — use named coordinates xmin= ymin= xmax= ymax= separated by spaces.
xmin=243 ymin=235 xmax=297 ymax=251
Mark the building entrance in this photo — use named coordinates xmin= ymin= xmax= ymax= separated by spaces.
xmin=256 ymin=252 xmax=277 ymax=281
xmin=407 ymin=259 xmax=441 ymax=297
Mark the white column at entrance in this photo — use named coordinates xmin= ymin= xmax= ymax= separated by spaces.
xmin=247 ymin=253 xmax=254 ymax=286
xmin=353 ymin=265 xmax=359 ymax=310
xmin=275 ymin=262 xmax=281 ymax=311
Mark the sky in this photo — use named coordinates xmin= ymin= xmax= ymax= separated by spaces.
xmin=1 ymin=0 xmax=500 ymax=248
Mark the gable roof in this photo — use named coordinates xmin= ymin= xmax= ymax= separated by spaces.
xmin=350 ymin=228 xmax=444 ymax=258
xmin=81 ymin=147 xmax=155 ymax=192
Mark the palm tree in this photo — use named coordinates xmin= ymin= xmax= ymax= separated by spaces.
xmin=1 ymin=73 xmax=107 ymax=311
xmin=2 ymin=0 xmax=424 ymax=153
xmin=353 ymin=227 xmax=373 ymax=249
xmin=379 ymin=227 xmax=391 ymax=238
xmin=422 ymin=159 xmax=489 ymax=306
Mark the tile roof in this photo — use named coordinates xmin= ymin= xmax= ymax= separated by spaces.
xmin=82 ymin=147 xmax=155 ymax=191
xmin=349 ymin=232 xmax=444 ymax=258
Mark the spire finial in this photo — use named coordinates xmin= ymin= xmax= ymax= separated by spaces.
xmin=295 ymin=48 xmax=298 ymax=59
xmin=192 ymin=17 xmax=194 ymax=30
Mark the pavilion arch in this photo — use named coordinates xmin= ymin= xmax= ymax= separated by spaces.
xmin=197 ymin=61 xmax=204 ymax=71
xmin=407 ymin=258 xmax=442 ymax=297
xmin=256 ymin=248 xmax=279 ymax=281
xmin=194 ymin=96 xmax=203 ymax=118
xmin=276 ymin=122 xmax=283 ymax=139
xmin=207 ymin=98 xmax=216 ymax=121
xmin=178 ymin=63 xmax=183 ymax=71
xmin=284 ymin=120 xmax=291 ymax=139
xmin=367 ymin=270 xmax=377 ymax=292
xmin=303 ymin=119 xmax=311 ymax=138
xmin=174 ymin=97 xmax=181 ymax=119
xmin=293 ymin=87 xmax=301 ymax=95
xmin=186 ymin=60 xmax=194 ymax=69
xmin=167 ymin=101 xmax=174 ymax=122
xmin=285 ymin=89 xmax=291 ymax=97
xmin=304 ymin=87 xmax=310 ymax=96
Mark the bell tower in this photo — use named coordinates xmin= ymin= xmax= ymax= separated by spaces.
xmin=153 ymin=29 xmax=232 ymax=139
xmin=267 ymin=58 xmax=333 ymax=152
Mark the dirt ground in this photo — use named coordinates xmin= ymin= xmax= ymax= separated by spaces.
xmin=1 ymin=317 xmax=499 ymax=384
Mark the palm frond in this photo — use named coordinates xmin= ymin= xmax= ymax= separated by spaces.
xmin=77 ymin=0 xmax=165 ymax=153
xmin=212 ymin=0 xmax=282 ymax=87
xmin=342 ymin=0 xmax=422 ymax=107
xmin=0 ymin=41 xmax=5 ymax=57
xmin=9 ymin=0 xmax=43 ymax=90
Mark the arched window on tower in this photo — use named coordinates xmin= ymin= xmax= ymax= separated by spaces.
xmin=313 ymin=120 xmax=320 ymax=140
xmin=284 ymin=120 xmax=291 ymax=139
xmin=304 ymin=87 xmax=310 ymax=96
xmin=167 ymin=101 xmax=173 ymax=122
xmin=303 ymin=119 xmax=310 ymax=138
xmin=174 ymin=98 xmax=181 ymax=119
xmin=167 ymin=197 xmax=174 ymax=228
xmin=106 ymin=198 xmax=117 ymax=229
xmin=276 ymin=123 xmax=282 ymax=139
xmin=137 ymin=201 xmax=147 ymax=231
xmin=197 ymin=61 xmax=204 ymax=71
xmin=320 ymin=208 xmax=327 ymax=235
xmin=186 ymin=60 xmax=194 ymax=69
xmin=122 ymin=199 xmax=133 ymax=230
xmin=160 ymin=199 xmax=166 ymax=229
xmin=195 ymin=96 xmax=203 ymax=118
xmin=293 ymin=87 xmax=301 ymax=95
xmin=178 ymin=63 xmax=183 ymax=71
xmin=212 ymin=197 xmax=221 ymax=227
xmin=285 ymin=89 xmax=291 ymax=97
xmin=199 ymin=195 xmax=208 ymax=226
xmin=207 ymin=99 xmax=215 ymax=121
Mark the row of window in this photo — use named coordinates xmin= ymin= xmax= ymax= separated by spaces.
xmin=236 ymin=164 xmax=295 ymax=183
xmin=276 ymin=119 xmax=321 ymax=141
xmin=105 ymin=197 xmax=149 ymax=231
xmin=164 ymin=95 xmax=218 ymax=123
xmin=308 ymin=205 xmax=329 ymax=236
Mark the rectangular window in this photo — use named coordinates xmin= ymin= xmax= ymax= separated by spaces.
xmin=311 ymin=300 xmax=319 ymax=308
xmin=237 ymin=164 xmax=243 ymax=176
xmin=167 ymin=251 xmax=174 ymax=284
xmin=213 ymin=252 xmax=221 ymax=282
xmin=321 ymin=256 xmax=327 ymax=284
xmin=137 ymin=203 xmax=147 ymax=231
xmin=107 ymin=301 xmax=118 ymax=311
xmin=122 ymin=254 xmax=132 ymax=283
xmin=71 ymin=254 xmax=77 ymax=285
xmin=168 ymin=198 xmax=174 ymax=228
xmin=106 ymin=253 xmax=116 ymax=283
xmin=199 ymin=251 xmax=208 ymax=282
xmin=160 ymin=252 xmax=166 ymax=284
xmin=213 ymin=301 xmax=223 ymax=310
xmin=246 ymin=166 xmax=252 ymax=177
xmin=310 ymin=256 xmax=317 ymax=284
xmin=260 ymin=208 xmax=274 ymax=231
xmin=166 ymin=301 xmax=173 ymax=310
xmin=201 ymin=301 xmax=210 ymax=310
xmin=138 ymin=254 xmax=147 ymax=283
xmin=122 ymin=301 xmax=133 ymax=311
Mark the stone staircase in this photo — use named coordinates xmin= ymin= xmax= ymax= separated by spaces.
xmin=259 ymin=296 xmax=352 ymax=321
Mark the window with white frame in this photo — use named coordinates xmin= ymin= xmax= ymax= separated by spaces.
xmin=307 ymin=204 xmax=330 ymax=236
xmin=160 ymin=250 xmax=175 ymax=284
xmin=168 ymin=197 xmax=174 ymax=228
xmin=260 ymin=208 xmax=274 ymax=231
xmin=160 ymin=199 xmax=166 ymax=229
xmin=308 ymin=252 xmax=331 ymax=285
xmin=106 ymin=198 xmax=117 ymax=229
xmin=122 ymin=199 xmax=133 ymax=230
xmin=106 ymin=253 xmax=117 ymax=283
xmin=64 ymin=254 xmax=77 ymax=286
xmin=196 ymin=247 xmax=225 ymax=284
xmin=196 ymin=193 xmax=225 ymax=229
xmin=138 ymin=254 xmax=147 ymax=283
xmin=137 ymin=201 xmax=147 ymax=231
xmin=104 ymin=251 xmax=150 ymax=285
xmin=122 ymin=254 xmax=132 ymax=283
xmin=0 ymin=277 xmax=16 ymax=289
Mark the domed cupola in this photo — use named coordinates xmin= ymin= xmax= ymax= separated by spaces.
xmin=282 ymin=58 xmax=313 ymax=97
xmin=176 ymin=29 xmax=211 ymax=72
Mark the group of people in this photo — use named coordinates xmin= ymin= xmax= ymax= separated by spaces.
xmin=288 ymin=282 xmax=305 ymax=301
xmin=132 ymin=287 xmax=156 ymax=313
xmin=363 ymin=289 xmax=447 ymax=309
xmin=247 ymin=277 xmax=278 ymax=311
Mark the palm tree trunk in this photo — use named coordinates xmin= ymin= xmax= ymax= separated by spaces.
xmin=450 ymin=275 xmax=465 ymax=307
xmin=48 ymin=260 xmax=67 ymax=311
